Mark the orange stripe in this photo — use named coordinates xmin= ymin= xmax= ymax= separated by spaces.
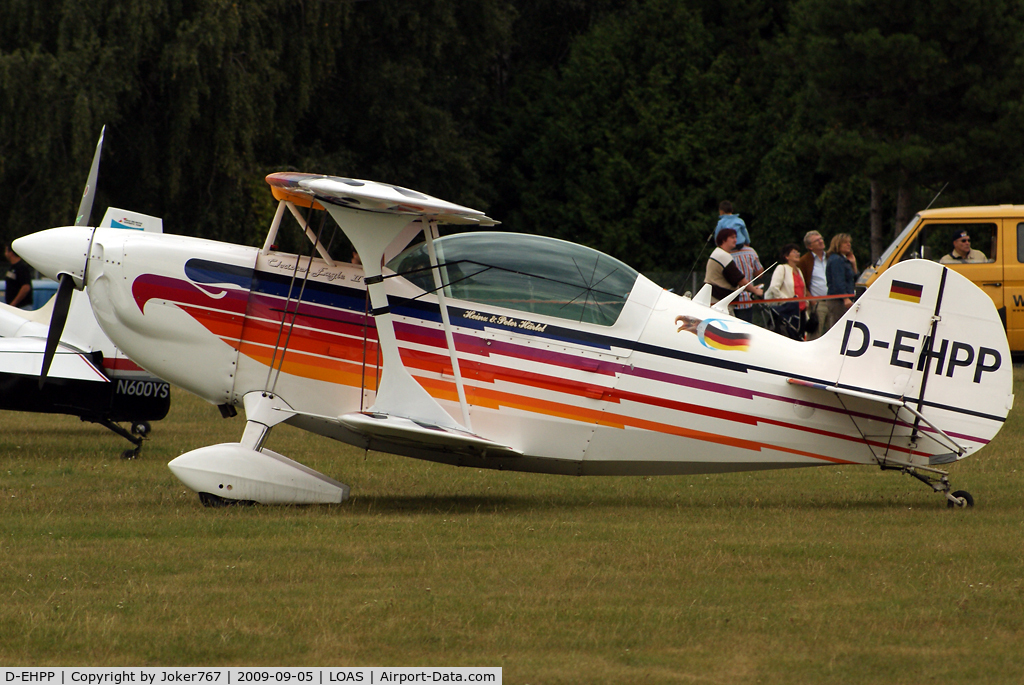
xmin=237 ymin=343 xmax=380 ymax=391
xmin=415 ymin=377 xmax=853 ymax=465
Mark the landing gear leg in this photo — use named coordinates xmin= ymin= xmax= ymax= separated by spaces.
xmin=886 ymin=464 xmax=973 ymax=509
xmin=167 ymin=391 xmax=349 ymax=506
xmin=90 ymin=417 xmax=146 ymax=458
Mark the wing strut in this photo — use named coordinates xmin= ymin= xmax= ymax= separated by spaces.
xmin=264 ymin=206 xmax=330 ymax=394
xmin=261 ymin=201 xmax=286 ymax=254
xmin=327 ymin=207 xmax=462 ymax=430
xmin=421 ymin=218 xmax=473 ymax=431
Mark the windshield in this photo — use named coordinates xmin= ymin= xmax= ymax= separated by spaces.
xmin=876 ymin=214 xmax=921 ymax=267
xmin=387 ymin=232 xmax=639 ymax=326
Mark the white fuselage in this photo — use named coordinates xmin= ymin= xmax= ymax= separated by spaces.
xmin=14 ymin=225 xmax=1007 ymax=479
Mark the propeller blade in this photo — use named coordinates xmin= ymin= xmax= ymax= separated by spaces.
xmin=75 ymin=125 xmax=105 ymax=227
xmin=39 ymin=273 xmax=76 ymax=388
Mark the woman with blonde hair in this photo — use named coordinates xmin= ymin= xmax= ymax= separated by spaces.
xmin=825 ymin=233 xmax=857 ymax=330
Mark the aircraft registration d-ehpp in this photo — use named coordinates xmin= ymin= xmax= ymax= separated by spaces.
xmin=14 ymin=172 xmax=1014 ymax=507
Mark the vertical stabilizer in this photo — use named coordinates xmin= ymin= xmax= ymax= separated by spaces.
xmin=812 ymin=259 xmax=1012 ymax=457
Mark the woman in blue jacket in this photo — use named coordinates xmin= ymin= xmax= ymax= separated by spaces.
xmin=825 ymin=233 xmax=857 ymax=329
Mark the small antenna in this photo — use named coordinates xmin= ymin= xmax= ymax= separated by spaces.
xmin=923 ymin=182 xmax=949 ymax=211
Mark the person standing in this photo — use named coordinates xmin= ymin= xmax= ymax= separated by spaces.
xmin=765 ymin=243 xmax=807 ymax=340
xmin=4 ymin=242 xmax=33 ymax=309
xmin=730 ymin=241 xmax=763 ymax=323
xmin=705 ymin=228 xmax=763 ymax=314
xmin=825 ymin=233 xmax=857 ymax=326
xmin=713 ymin=201 xmax=751 ymax=248
xmin=796 ymin=231 xmax=830 ymax=338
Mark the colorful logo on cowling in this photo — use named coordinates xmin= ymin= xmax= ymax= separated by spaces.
xmin=675 ymin=315 xmax=751 ymax=352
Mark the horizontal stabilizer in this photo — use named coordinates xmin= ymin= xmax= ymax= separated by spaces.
xmin=339 ymin=411 xmax=521 ymax=457
xmin=787 ymin=378 xmax=902 ymax=406
xmin=786 ymin=378 xmax=966 ymax=457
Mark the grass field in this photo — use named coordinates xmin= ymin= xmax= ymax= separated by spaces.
xmin=2 ymin=372 xmax=1023 ymax=683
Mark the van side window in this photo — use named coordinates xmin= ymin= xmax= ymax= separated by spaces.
xmin=1018 ymin=223 xmax=1024 ymax=262
xmin=900 ymin=222 xmax=997 ymax=264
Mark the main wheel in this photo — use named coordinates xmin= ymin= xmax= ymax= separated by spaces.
xmin=199 ymin=492 xmax=230 ymax=508
xmin=198 ymin=492 xmax=257 ymax=508
xmin=947 ymin=490 xmax=974 ymax=508
xmin=131 ymin=421 xmax=151 ymax=436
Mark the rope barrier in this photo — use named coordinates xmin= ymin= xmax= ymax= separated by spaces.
xmin=756 ymin=293 xmax=856 ymax=305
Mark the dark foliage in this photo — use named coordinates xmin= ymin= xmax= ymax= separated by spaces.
xmin=2 ymin=0 xmax=1022 ymax=273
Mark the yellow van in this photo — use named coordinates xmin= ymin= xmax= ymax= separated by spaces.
xmin=856 ymin=205 xmax=1024 ymax=351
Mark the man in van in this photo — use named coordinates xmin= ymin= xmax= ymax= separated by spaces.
xmin=939 ymin=230 xmax=986 ymax=264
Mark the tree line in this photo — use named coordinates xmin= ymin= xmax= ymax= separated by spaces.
xmin=3 ymin=0 xmax=1023 ymax=280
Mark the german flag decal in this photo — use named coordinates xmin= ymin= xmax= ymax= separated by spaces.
xmin=698 ymin=322 xmax=751 ymax=352
xmin=889 ymin=280 xmax=923 ymax=303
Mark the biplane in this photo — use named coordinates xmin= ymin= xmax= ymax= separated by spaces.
xmin=13 ymin=172 xmax=1013 ymax=506
xmin=0 ymin=129 xmax=170 ymax=458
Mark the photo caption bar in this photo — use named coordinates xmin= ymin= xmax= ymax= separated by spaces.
xmin=0 ymin=668 xmax=501 ymax=685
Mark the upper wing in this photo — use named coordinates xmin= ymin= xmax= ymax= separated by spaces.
xmin=265 ymin=172 xmax=499 ymax=225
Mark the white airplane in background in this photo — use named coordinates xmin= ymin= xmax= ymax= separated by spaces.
xmin=13 ymin=171 xmax=1014 ymax=507
xmin=1 ymin=129 xmax=170 ymax=458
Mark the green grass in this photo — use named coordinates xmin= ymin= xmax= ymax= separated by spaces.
xmin=2 ymin=372 xmax=1024 ymax=683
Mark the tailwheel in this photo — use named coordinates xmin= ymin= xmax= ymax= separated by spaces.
xmin=121 ymin=447 xmax=140 ymax=460
xmin=946 ymin=490 xmax=974 ymax=509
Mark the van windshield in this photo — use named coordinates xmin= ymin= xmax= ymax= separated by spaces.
xmin=876 ymin=215 xmax=921 ymax=267
xmin=900 ymin=222 xmax=997 ymax=264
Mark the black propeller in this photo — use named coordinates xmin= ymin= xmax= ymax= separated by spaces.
xmin=38 ymin=126 xmax=104 ymax=387
xmin=38 ymin=273 xmax=76 ymax=388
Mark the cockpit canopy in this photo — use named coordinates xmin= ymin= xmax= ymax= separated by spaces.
xmin=387 ymin=232 xmax=639 ymax=326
